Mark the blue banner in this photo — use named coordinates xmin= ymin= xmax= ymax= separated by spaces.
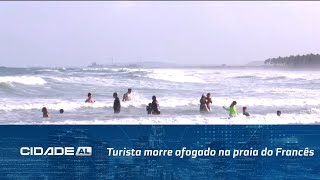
xmin=0 ymin=125 xmax=319 ymax=179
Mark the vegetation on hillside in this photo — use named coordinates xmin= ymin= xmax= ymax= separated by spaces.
xmin=264 ymin=54 xmax=320 ymax=67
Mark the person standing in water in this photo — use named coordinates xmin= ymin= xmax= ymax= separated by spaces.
xmin=206 ymin=93 xmax=212 ymax=111
xmin=122 ymin=88 xmax=132 ymax=102
xmin=223 ymin=101 xmax=237 ymax=117
xmin=113 ymin=92 xmax=121 ymax=114
xmin=242 ymin=106 xmax=250 ymax=116
xmin=151 ymin=96 xmax=160 ymax=115
xmin=85 ymin=92 xmax=95 ymax=103
xmin=42 ymin=107 xmax=49 ymax=118
xmin=200 ymin=95 xmax=209 ymax=113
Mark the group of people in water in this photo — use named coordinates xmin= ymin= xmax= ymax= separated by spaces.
xmin=41 ymin=88 xmax=282 ymax=118
xmin=42 ymin=107 xmax=64 ymax=118
xmin=199 ymin=94 xmax=281 ymax=118
xmin=41 ymin=88 xmax=161 ymax=117
xmin=199 ymin=93 xmax=246 ymax=117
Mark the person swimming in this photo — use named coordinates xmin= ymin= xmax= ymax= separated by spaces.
xmin=59 ymin=109 xmax=64 ymax=114
xmin=85 ymin=93 xmax=95 ymax=103
xmin=122 ymin=88 xmax=132 ymax=102
xmin=146 ymin=103 xmax=152 ymax=114
xmin=151 ymin=96 xmax=160 ymax=115
xmin=242 ymin=106 xmax=250 ymax=116
xmin=206 ymin=93 xmax=212 ymax=111
xmin=223 ymin=101 xmax=237 ymax=117
xmin=200 ymin=95 xmax=209 ymax=113
xmin=42 ymin=107 xmax=49 ymax=118
xmin=113 ymin=92 xmax=121 ymax=114
xmin=277 ymin=110 xmax=281 ymax=116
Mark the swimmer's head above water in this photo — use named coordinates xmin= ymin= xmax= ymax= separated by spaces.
xmin=230 ymin=101 xmax=237 ymax=107
xmin=277 ymin=110 xmax=281 ymax=116
xmin=152 ymin=95 xmax=156 ymax=101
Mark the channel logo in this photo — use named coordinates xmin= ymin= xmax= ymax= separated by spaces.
xmin=20 ymin=147 xmax=92 ymax=156
xmin=75 ymin=147 xmax=92 ymax=156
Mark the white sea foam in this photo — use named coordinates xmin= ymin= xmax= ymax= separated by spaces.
xmin=1 ymin=96 xmax=320 ymax=112
xmin=222 ymin=70 xmax=320 ymax=81
xmin=15 ymin=113 xmax=320 ymax=125
xmin=0 ymin=76 xmax=46 ymax=85
xmin=47 ymin=76 xmax=117 ymax=86
xmin=147 ymin=69 xmax=206 ymax=83
xmin=0 ymin=101 xmax=111 ymax=111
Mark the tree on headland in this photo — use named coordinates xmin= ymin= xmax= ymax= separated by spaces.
xmin=264 ymin=53 xmax=320 ymax=68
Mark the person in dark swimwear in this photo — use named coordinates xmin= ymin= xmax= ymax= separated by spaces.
xmin=85 ymin=92 xmax=95 ymax=103
xmin=206 ymin=93 xmax=212 ymax=111
xmin=42 ymin=107 xmax=49 ymax=118
xmin=113 ymin=92 xmax=121 ymax=114
xmin=200 ymin=95 xmax=209 ymax=113
xmin=59 ymin=109 xmax=64 ymax=114
xmin=146 ymin=103 xmax=152 ymax=114
xmin=242 ymin=106 xmax=250 ymax=116
xmin=151 ymin=96 xmax=160 ymax=115
xmin=277 ymin=110 xmax=281 ymax=116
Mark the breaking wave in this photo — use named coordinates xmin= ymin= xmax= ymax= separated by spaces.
xmin=0 ymin=76 xmax=46 ymax=85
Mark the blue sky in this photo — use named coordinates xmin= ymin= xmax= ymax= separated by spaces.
xmin=0 ymin=1 xmax=319 ymax=67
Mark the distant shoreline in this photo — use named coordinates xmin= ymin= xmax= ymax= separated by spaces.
xmin=1 ymin=65 xmax=320 ymax=71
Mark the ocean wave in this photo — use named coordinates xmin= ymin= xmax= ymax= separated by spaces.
xmin=225 ymin=71 xmax=320 ymax=81
xmin=147 ymin=69 xmax=205 ymax=83
xmin=82 ymin=67 xmax=114 ymax=72
xmin=231 ymin=75 xmax=299 ymax=81
xmin=261 ymin=74 xmax=320 ymax=81
xmin=0 ymin=101 xmax=111 ymax=111
xmin=2 ymin=96 xmax=320 ymax=112
xmin=35 ymin=69 xmax=61 ymax=73
xmin=264 ymin=76 xmax=287 ymax=80
xmin=19 ymin=113 xmax=320 ymax=125
xmin=0 ymin=76 xmax=46 ymax=85
xmin=2 ymin=96 xmax=320 ymax=124
xmin=82 ymin=67 xmax=145 ymax=73
xmin=0 ymin=82 xmax=15 ymax=90
xmin=233 ymin=75 xmax=258 ymax=79
xmin=47 ymin=76 xmax=117 ymax=86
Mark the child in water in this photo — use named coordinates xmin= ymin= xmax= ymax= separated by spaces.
xmin=242 ymin=106 xmax=250 ymax=116
xmin=146 ymin=103 xmax=152 ymax=114
xmin=42 ymin=107 xmax=49 ymax=118
xmin=223 ymin=101 xmax=237 ymax=117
